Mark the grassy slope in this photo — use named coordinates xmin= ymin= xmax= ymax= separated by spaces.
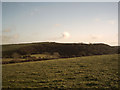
xmin=2 ymin=54 xmax=118 ymax=88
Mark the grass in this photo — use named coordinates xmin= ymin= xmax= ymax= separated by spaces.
xmin=2 ymin=58 xmax=26 ymax=63
xmin=2 ymin=54 xmax=119 ymax=88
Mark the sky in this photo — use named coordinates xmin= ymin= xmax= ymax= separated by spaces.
xmin=2 ymin=2 xmax=118 ymax=46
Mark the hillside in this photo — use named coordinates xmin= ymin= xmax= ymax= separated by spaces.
xmin=2 ymin=54 xmax=118 ymax=88
xmin=2 ymin=42 xmax=118 ymax=58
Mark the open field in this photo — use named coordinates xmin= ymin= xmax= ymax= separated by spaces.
xmin=2 ymin=54 xmax=119 ymax=89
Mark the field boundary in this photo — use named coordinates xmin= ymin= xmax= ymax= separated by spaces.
xmin=2 ymin=54 xmax=118 ymax=65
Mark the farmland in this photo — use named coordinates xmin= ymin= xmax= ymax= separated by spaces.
xmin=2 ymin=54 xmax=119 ymax=89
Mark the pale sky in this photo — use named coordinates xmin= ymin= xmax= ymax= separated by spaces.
xmin=2 ymin=2 xmax=118 ymax=46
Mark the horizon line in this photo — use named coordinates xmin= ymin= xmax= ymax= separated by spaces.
xmin=1 ymin=41 xmax=119 ymax=46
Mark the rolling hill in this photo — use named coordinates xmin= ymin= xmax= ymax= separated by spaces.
xmin=2 ymin=42 xmax=118 ymax=58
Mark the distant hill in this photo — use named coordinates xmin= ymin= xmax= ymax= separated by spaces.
xmin=2 ymin=42 xmax=118 ymax=58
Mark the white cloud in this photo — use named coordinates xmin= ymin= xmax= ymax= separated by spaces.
xmin=62 ymin=32 xmax=70 ymax=38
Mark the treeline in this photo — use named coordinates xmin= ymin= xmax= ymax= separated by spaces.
xmin=2 ymin=42 xmax=118 ymax=58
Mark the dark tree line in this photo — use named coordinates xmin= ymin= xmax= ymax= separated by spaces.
xmin=2 ymin=42 xmax=118 ymax=58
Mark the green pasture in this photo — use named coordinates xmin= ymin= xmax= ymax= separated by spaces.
xmin=2 ymin=54 xmax=119 ymax=88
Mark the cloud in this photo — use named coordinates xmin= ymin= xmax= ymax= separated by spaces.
xmin=46 ymin=32 xmax=70 ymax=42
xmin=62 ymin=32 xmax=70 ymax=38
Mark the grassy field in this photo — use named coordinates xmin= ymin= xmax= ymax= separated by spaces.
xmin=2 ymin=54 xmax=119 ymax=89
